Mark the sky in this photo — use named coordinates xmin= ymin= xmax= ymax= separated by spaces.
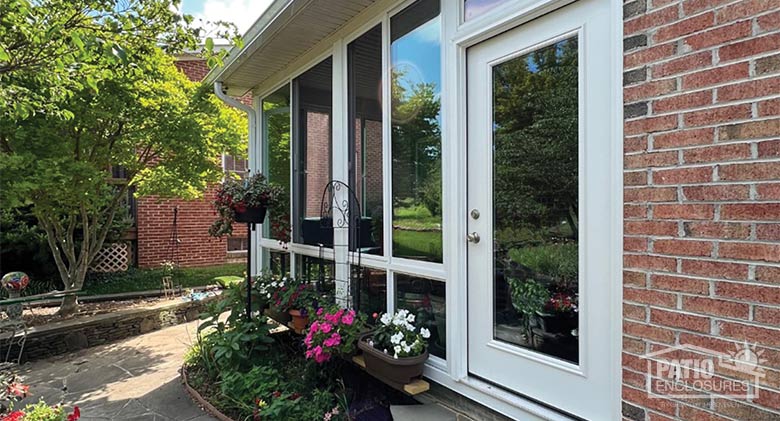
xmin=179 ymin=0 xmax=273 ymax=36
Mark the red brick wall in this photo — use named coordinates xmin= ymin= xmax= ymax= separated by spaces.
xmin=305 ymin=111 xmax=332 ymax=217
xmin=623 ymin=0 xmax=780 ymax=419
xmin=135 ymin=58 xmax=248 ymax=268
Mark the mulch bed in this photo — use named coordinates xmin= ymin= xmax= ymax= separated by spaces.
xmin=1 ymin=296 xmax=178 ymax=328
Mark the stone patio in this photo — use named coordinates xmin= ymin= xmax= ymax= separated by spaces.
xmin=14 ymin=318 xmax=216 ymax=420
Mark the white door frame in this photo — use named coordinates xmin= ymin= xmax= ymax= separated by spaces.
xmin=436 ymin=0 xmax=623 ymax=419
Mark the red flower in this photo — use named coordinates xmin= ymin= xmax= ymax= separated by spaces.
xmin=3 ymin=411 xmax=25 ymax=421
xmin=272 ymin=391 xmax=282 ymax=398
xmin=68 ymin=406 xmax=81 ymax=421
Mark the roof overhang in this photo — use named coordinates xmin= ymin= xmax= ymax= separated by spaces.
xmin=205 ymin=0 xmax=378 ymax=97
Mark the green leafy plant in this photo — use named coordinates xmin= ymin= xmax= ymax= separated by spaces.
xmin=273 ymin=278 xmax=321 ymax=314
xmin=2 ymin=401 xmax=80 ymax=421
xmin=509 ymin=243 xmax=578 ymax=285
xmin=208 ymin=173 xmax=288 ymax=239
xmin=197 ymin=283 xmax=274 ymax=371
xmin=509 ymin=278 xmax=551 ymax=348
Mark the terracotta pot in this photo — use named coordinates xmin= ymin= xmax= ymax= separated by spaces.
xmin=234 ymin=206 xmax=267 ymax=224
xmin=264 ymin=308 xmax=291 ymax=325
xmin=358 ymin=333 xmax=429 ymax=385
xmin=289 ymin=309 xmax=309 ymax=331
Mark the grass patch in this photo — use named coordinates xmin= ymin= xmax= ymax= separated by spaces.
xmin=392 ymin=228 xmax=442 ymax=262
xmin=82 ymin=263 xmax=244 ymax=296
xmin=393 ymin=202 xmax=441 ymax=230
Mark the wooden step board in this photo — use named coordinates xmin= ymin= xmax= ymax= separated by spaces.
xmin=352 ymin=355 xmax=430 ymax=395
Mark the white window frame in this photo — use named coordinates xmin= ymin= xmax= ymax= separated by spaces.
xmin=248 ymin=0 xmax=623 ymax=418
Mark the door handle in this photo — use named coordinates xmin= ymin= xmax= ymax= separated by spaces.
xmin=467 ymin=232 xmax=480 ymax=243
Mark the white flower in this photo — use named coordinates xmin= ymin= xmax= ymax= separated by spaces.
xmin=420 ymin=327 xmax=431 ymax=339
xmin=390 ymin=332 xmax=404 ymax=345
xmin=403 ymin=344 xmax=411 ymax=353
xmin=405 ymin=322 xmax=415 ymax=331
xmin=406 ymin=313 xmax=415 ymax=323
xmin=279 ymin=281 xmax=285 ymax=287
xmin=271 ymin=281 xmax=278 ymax=287
xmin=394 ymin=345 xmax=402 ymax=356
xmin=266 ymin=293 xmax=272 ymax=298
xmin=380 ymin=313 xmax=392 ymax=326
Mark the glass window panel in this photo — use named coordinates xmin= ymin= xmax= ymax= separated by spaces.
xmin=352 ymin=266 xmax=387 ymax=324
xmin=492 ymin=37 xmax=579 ymax=364
xmin=293 ymin=58 xmax=333 ymax=247
xmin=349 ymin=25 xmax=384 ymax=256
xmin=390 ymin=0 xmax=443 ymax=263
xmin=395 ymin=274 xmax=446 ymax=359
xmin=295 ymin=254 xmax=336 ymax=306
xmin=262 ymin=84 xmax=291 ymax=241
xmin=262 ymin=249 xmax=290 ymax=277
xmin=464 ymin=0 xmax=511 ymax=21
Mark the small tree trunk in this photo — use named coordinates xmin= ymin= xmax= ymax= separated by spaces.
xmin=58 ymin=294 xmax=79 ymax=316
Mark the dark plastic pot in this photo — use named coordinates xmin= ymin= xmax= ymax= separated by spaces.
xmin=358 ymin=333 xmax=429 ymax=385
xmin=234 ymin=206 xmax=267 ymax=224
xmin=536 ymin=312 xmax=577 ymax=335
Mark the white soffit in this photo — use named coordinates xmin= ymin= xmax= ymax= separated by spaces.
xmin=207 ymin=0 xmax=378 ymax=96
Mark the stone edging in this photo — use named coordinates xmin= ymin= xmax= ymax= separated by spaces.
xmin=181 ymin=365 xmax=235 ymax=421
xmin=1 ymin=296 xmax=218 ymax=361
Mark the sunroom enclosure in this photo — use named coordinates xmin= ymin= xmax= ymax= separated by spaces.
xmin=221 ymin=0 xmax=622 ymax=419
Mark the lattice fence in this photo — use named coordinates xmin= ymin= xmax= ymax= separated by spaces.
xmin=90 ymin=242 xmax=129 ymax=273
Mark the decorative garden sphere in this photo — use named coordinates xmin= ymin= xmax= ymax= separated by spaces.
xmin=1 ymin=271 xmax=30 ymax=292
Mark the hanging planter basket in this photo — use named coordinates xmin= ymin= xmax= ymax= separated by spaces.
xmin=233 ymin=206 xmax=267 ymax=224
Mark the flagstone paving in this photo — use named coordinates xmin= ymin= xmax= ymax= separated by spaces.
xmin=16 ymin=319 xmax=216 ymax=421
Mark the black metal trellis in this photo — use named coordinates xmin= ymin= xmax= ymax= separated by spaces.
xmin=318 ymin=180 xmax=364 ymax=309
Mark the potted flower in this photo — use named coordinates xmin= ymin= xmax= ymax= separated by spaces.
xmin=536 ymin=291 xmax=578 ymax=336
xmin=286 ymin=284 xmax=321 ymax=331
xmin=209 ymin=173 xmax=285 ymax=237
xmin=259 ymin=275 xmax=292 ymax=325
xmin=304 ymin=307 xmax=366 ymax=363
xmin=358 ymin=309 xmax=430 ymax=385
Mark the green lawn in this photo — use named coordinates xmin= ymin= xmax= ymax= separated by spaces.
xmin=393 ymin=202 xmax=441 ymax=230
xmin=82 ymin=263 xmax=244 ymax=296
xmin=392 ymin=228 xmax=443 ymax=263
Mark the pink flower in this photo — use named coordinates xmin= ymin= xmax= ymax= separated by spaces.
xmin=314 ymin=352 xmax=330 ymax=363
xmin=317 ymin=308 xmax=324 ymax=316
xmin=320 ymin=322 xmax=332 ymax=334
xmin=341 ymin=312 xmax=354 ymax=325
xmin=310 ymin=321 xmax=320 ymax=333
xmin=323 ymin=332 xmax=341 ymax=347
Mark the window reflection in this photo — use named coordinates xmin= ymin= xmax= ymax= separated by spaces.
xmin=262 ymin=85 xmax=291 ymax=242
xmin=391 ymin=0 xmax=443 ymax=263
xmin=352 ymin=266 xmax=387 ymax=324
xmin=492 ymin=38 xmax=580 ymax=364
xmin=295 ymin=254 xmax=336 ymax=306
xmin=349 ymin=25 xmax=384 ymax=256
xmin=293 ymin=58 xmax=333 ymax=247
xmin=464 ymin=0 xmax=511 ymax=21
xmin=396 ymin=274 xmax=446 ymax=359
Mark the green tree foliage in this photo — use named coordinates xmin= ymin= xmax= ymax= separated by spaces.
xmin=493 ymin=39 xmax=579 ymax=239
xmin=0 ymin=0 xmax=246 ymax=315
xmin=0 ymin=0 xmax=240 ymax=122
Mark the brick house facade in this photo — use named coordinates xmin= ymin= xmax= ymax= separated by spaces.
xmin=135 ymin=57 xmax=248 ymax=268
xmin=622 ymin=1 xmax=780 ymax=419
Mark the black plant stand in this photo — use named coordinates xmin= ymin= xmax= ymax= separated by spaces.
xmin=246 ymin=222 xmax=254 ymax=321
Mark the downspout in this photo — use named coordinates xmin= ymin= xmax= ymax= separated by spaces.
xmin=213 ymin=81 xmax=261 ymax=293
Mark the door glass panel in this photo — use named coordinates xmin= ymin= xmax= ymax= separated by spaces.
xmin=464 ymin=0 xmax=511 ymax=21
xmin=390 ymin=0 xmax=443 ymax=263
xmin=492 ymin=37 xmax=579 ymax=364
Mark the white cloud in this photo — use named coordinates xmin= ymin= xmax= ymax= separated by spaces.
xmin=192 ymin=0 xmax=273 ymax=37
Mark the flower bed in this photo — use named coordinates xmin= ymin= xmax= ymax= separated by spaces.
xmin=183 ymin=278 xmax=424 ymax=420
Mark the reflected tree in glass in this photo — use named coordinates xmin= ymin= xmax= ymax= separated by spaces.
xmin=492 ymin=38 xmax=580 ymax=364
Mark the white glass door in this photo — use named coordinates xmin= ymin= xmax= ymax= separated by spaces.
xmin=466 ymin=1 xmax=616 ymax=418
